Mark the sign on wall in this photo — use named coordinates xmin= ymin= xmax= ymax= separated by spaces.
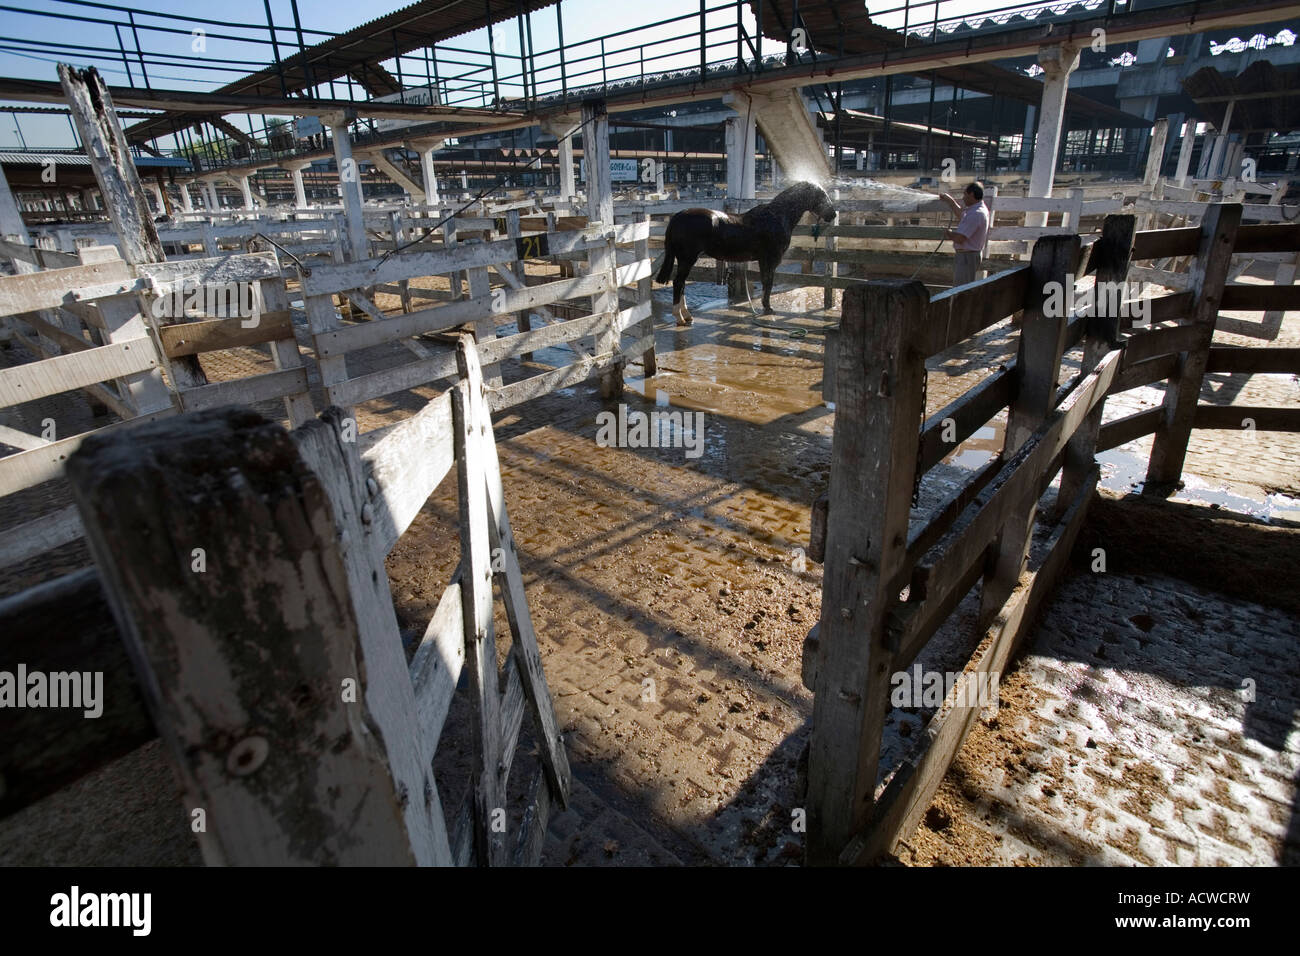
xmin=580 ymin=158 xmax=639 ymax=183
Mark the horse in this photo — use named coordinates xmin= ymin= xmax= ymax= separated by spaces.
xmin=654 ymin=181 xmax=837 ymax=324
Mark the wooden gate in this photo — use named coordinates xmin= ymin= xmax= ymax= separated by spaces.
xmin=34 ymin=333 xmax=569 ymax=865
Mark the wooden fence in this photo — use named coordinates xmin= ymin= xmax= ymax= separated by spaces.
xmin=803 ymin=205 xmax=1300 ymax=865
xmin=2 ymin=333 xmax=569 ymax=864
xmin=0 ymin=210 xmax=654 ymax=578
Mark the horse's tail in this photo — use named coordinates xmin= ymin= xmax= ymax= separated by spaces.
xmin=654 ymin=245 xmax=675 ymax=283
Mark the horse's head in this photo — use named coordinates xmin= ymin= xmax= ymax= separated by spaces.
xmin=784 ymin=180 xmax=837 ymax=222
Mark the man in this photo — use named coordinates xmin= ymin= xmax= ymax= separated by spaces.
xmin=941 ymin=181 xmax=990 ymax=286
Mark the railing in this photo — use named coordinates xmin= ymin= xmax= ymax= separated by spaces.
xmin=802 ymin=205 xmax=1300 ymax=864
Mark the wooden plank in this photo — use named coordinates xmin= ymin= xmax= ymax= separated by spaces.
xmin=1098 ymin=406 xmax=1163 ymax=451
xmin=179 ymin=367 xmax=310 ymax=413
xmin=0 ymin=568 xmax=153 ymax=819
xmin=1111 ymin=353 xmax=1178 ymax=393
xmin=314 ymin=271 xmax=610 ymax=358
xmin=890 ymin=350 xmax=1119 ymax=664
xmin=1060 ymin=215 xmax=1136 ymax=516
xmin=844 ymin=469 xmax=1097 ymax=864
xmin=359 ymin=389 xmax=456 ymax=557
xmin=1193 ymin=404 xmax=1300 ymax=433
xmin=1148 ymin=204 xmax=1242 ymax=486
xmin=0 ymin=422 xmax=50 ymax=451
xmin=1231 ymin=222 xmax=1300 ymax=255
xmin=451 ymin=376 xmax=506 ymax=867
xmin=458 ymin=335 xmax=571 ymax=810
xmin=258 ymin=279 xmax=316 ymax=427
xmin=1132 ymin=227 xmax=1200 ymax=261
xmin=92 ymin=294 xmax=176 ymax=417
xmin=904 ymin=455 xmax=1003 ymax=577
xmin=917 ymin=368 xmax=1013 ymax=475
xmin=0 ymin=504 xmax=82 ymax=570
xmin=510 ymin=766 xmax=552 ymax=866
xmin=411 ymin=574 xmax=467 ymax=760
xmin=58 ymin=65 xmax=164 ymax=267
xmin=16 ymin=310 xmax=93 ymax=354
xmin=486 ymin=345 xmax=624 ymax=412
xmin=158 ymin=309 xmax=294 ymax=357
xmin=980 ymin=235 xmax=1080 ymax=629
xmin=66 ymin=407 xmax=448 ymax=864
xmin=0 ymin=337 xmax=157 ymax=408
xmin=300 ymin=226 xmax=617 ymax=298
xmin=1206 ymin=346 xmax=1300 ymax=374
xmin=0 ymin=260 xmax=133 ymax=318
xmin=1220 ymin=284 xmax=1300 ymax=312
xmin=919 ymin=267 xmax=1030 ymax=357
xmin=1122 ymin=323 xmax=1204 ymax=367
xmin=806 ymin=281 xmax=928 ymax=866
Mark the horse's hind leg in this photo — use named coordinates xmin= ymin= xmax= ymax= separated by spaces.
xmin=673 ymin=253 xmax=699 ymax=325
xmin=759 ymin=257 xmax=778 ymax=313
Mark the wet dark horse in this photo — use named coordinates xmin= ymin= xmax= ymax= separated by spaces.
xmin=654 ymin=181 xmax=837 ymax=324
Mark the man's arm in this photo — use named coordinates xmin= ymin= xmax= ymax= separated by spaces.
xmin=940 ymin=193 xmax=962 ymax=216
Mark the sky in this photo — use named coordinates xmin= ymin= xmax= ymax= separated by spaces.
xmin=0 ymin=0 xmax=1129 ymax=151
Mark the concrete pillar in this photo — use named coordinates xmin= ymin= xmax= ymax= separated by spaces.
xmin=1019 ymin=105 xmax=1037 ymax=172
xmin=407 ymin=137 xmax=445 ymax=205
xmin=1174 ymin=120 xmax=1196 ymax=187
xmin=179 ymin=182 xmax=194 ymax=212
xmin=281 ymin=161 xmax=311 ymax=209
xmin=461 ymin=170 xmax=469 ymax=192
xmin=542 ymin=116 xmax=580 ymax=203
xmin=150 ymin=181 xmax=168 ymax=215
xmin=0 ymin=162 xmax=30 ymax=243
xmin=206 ymin=180 xmax=221 ymax=211
xmin=327 ymin=112 xmax=366 ymax=261
xmin=1025 ymin=43 xmax=1080 ymax=229
xmin=725 ymin=95 xmax=757 ymax=200
xmin=238 ymin=175 xmax=255 ymax=210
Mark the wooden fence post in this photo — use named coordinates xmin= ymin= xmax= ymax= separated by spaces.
xmin=58 ymin=64 xmax=206 ymax=390
xmin=979 ymin=234 xmax=1080 ymax=627
xmin=65 ymin=407 xmax=452 ymax=865
xmin=806 ymin=280 xmax=928 ymax=866
xmin=582 ymin=98 xmax=622 ymax=399
xmin=636 ymin=212 xmax=657 ymax=376
xmin=1058 ymin=215 xmax=1134 ymax=514
xmin=1146 ymin=203 xmax=1241 ymax=489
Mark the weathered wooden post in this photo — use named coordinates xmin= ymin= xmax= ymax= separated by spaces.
xmin=635 ymin=211 xmax=657 ymax=376
xmin=65 ymin=407 xmax=453 ymax=865
xmin=1146 ymin=203 xmax=1241 ymax=490
xmin=58 ymin=64 xmax=207 ymax=390
xmin=806 ymin=280 xmax=928 ymax=866
xmin=1058 ymin=215 xmax=1134 ymax=514
xmin=583 ymin=98 xmax=622 ymax=399
xmin=978 ymin=234 xmax=1080 ymax=627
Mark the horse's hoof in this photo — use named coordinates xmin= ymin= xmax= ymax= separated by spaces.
xmin=676 ymin=316 xmax=689 ymax=327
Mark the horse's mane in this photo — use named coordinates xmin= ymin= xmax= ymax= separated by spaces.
xmin=744 ymin=181 xmax=827 ymax=230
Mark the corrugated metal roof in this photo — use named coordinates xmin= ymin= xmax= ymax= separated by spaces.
xmin=124 ymin=0 xmax=558 ymax=144
xmin=0 ymin=152 xmax=190 ymax=168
